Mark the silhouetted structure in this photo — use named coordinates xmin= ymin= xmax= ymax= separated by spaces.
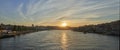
xmin=72 ymin=20 xmax=120 ymax=36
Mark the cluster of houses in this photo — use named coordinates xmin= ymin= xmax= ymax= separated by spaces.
xmin=0 ymin=23 xmax=42 ymax=38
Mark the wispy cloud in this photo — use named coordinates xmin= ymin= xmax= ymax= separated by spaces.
xmin=29 ymin=0 xmax=118 ymax=25
xmin=0 ymin=0 xmax=118 ymax=26
xmin=17 ymin=3 xmax=27 ymax=20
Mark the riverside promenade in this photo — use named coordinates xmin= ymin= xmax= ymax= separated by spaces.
xmin=0 ymin=30 xmax=37 ymax=39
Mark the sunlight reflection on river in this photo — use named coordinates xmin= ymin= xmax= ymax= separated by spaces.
xmin=61 ymin=32 xmax=68 ymax=50
xmin=0 ymin=30 xmax=119 ymax=50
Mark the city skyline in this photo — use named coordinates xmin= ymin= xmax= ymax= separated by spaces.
xmin=0 ymin=0 xmax=119 ymax=27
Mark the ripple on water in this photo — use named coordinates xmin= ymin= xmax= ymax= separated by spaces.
xmin=0 ymin=30 xmax=119 ymax=50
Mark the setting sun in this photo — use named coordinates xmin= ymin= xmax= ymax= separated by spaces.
xmin=61 ymin=22 xmax=67 ymax=27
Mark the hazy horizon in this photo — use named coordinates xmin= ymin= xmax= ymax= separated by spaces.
xmin=0 ymin=0 xmax=119 ymax=27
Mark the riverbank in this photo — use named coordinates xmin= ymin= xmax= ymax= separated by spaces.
xmin=0 ymin=30 xmax=38 ymax=39
xmin=72 ymin=30 xmax=119 ymax=37
xmin=71 ymin=20 xmax=120 ymax=37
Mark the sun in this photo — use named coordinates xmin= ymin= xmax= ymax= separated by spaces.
xmin=61 ymin=22 xmax=67 ymax=27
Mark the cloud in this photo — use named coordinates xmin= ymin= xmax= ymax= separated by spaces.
xmin=17 ymin=3 xmax=26 ymax=19
xmin=15 ymin=0 xmax=119 ymax=26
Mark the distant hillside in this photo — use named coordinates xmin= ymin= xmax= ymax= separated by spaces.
xmin=72 ymin=20 xmax=120 ymax=36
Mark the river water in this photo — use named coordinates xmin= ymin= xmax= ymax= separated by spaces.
xmin=0 ymin=30 xmax=119 ymax=50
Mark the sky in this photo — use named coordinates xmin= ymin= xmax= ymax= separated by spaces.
xmin=0 ymin=0 xmax=119 ymax=27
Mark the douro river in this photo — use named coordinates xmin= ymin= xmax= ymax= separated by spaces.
xmin=0 ymin=30 xmax=119 ymax=50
